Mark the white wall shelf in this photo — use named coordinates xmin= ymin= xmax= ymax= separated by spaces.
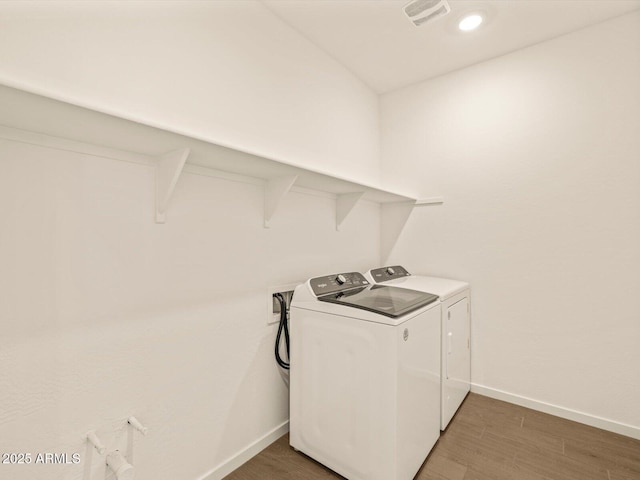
xmin=0 ymin=84 xmax=442 ymax=260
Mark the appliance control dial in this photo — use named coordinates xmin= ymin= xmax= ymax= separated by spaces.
xmin=310 ymin=272 xmax=368 ymax=296
xmin=369 ymin=266 xmax=410 ymax=283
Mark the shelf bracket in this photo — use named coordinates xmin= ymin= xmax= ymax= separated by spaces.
xmin=336 ymin=192 xmax=365 ymax=231
xmin=264 ymin=175 xmax=298 ymax=228
xmin=380 ymin=200 xmax=417 ymax=264
xmin=155 ymin=147 xmax=190 ymax=223
xmin=380 ymin=196 xmax=444 ymax=262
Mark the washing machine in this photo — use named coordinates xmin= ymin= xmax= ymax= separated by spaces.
xmin=364 ymin=266 xmax=470 ymax=430
xmin=289 ymin=271 xmax=441 ymax=480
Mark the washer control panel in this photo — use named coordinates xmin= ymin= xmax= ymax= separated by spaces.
xmin=369 ymin=265 xmax=411 ymax=283
xmin=310 ymin=272 xmax=369 ymax=296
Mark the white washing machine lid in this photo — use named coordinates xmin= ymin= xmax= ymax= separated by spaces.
xmin=291 ymin=272 xmax=440 ymax=326
xmin=317 ymin=284 xmax=438 ymax=319
xmin=366 ymin=266 xmax=469 ymax=300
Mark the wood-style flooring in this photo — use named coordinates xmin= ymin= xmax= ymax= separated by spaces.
xmin=223 ymin=393 xmax=640 ymax=480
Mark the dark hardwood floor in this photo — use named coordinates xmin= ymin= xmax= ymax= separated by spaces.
xmin=223 ymin=393 xmax=640 ymax=480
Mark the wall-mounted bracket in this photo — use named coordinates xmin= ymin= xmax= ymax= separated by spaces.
xmin=336 ymin=192 xmax=365 ymax=231
xmin=127 ymin=416 xmax=148 ymax=436
xmin=106 ymin=450 xmax=134 ymax=480
xmin=155 ymin=147 xmax=190 ymax=223
xmin=264 ymin=175 xmax=298 ymax=228
xmin=380 ymin=196 xmax=445 ymax=263
xmin=85 ymin=430 xmax=107 ymax=455
xmin=380 ymin=200 xmax=417 ymax=264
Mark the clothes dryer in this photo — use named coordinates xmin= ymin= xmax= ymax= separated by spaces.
xmin=365 ymin=266 xmax=471 ymax=430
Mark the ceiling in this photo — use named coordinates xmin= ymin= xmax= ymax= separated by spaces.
xmin=262 ymin=0 xmax=640 ymax=93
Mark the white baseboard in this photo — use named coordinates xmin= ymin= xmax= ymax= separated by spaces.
xmin=197 ymin=420 xmax=290 ymax=480
xmin=471 ymin=383 xmax=640 ymax=440
xmin=197 ymin=384 xmax=640 ymax=480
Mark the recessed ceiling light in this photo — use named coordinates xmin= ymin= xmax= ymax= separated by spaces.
xmin=458 ymin=14 xmax=483 ymax=31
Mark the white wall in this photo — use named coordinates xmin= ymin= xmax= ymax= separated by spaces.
xmin=0 ymin=137 xmax=380 ymax=480
xmin=0 ymin=3 xmax=383 ymax=478
xmin=380 ymin=12 xmax=640 ymax=433
xmin=0 ymin=0 xmax=380 ymax=184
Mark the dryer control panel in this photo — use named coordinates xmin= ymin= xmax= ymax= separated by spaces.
xmin=310 ymin=272 xmax=369 ymax=296
xmin=370 ymin=265 xmax=411 ymax=283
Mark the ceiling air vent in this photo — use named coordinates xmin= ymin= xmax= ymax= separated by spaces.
xmin=403 ymin=0 xmax=451 ymax=27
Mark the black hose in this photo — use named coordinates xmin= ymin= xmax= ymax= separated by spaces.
xmin=274 ymin=293 xmax=290 ymax=370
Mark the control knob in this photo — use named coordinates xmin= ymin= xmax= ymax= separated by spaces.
xmin=386 ymin=267 xmax=395 ymax=276
xmin=336 ymin=274 xmax=347 ymax=285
